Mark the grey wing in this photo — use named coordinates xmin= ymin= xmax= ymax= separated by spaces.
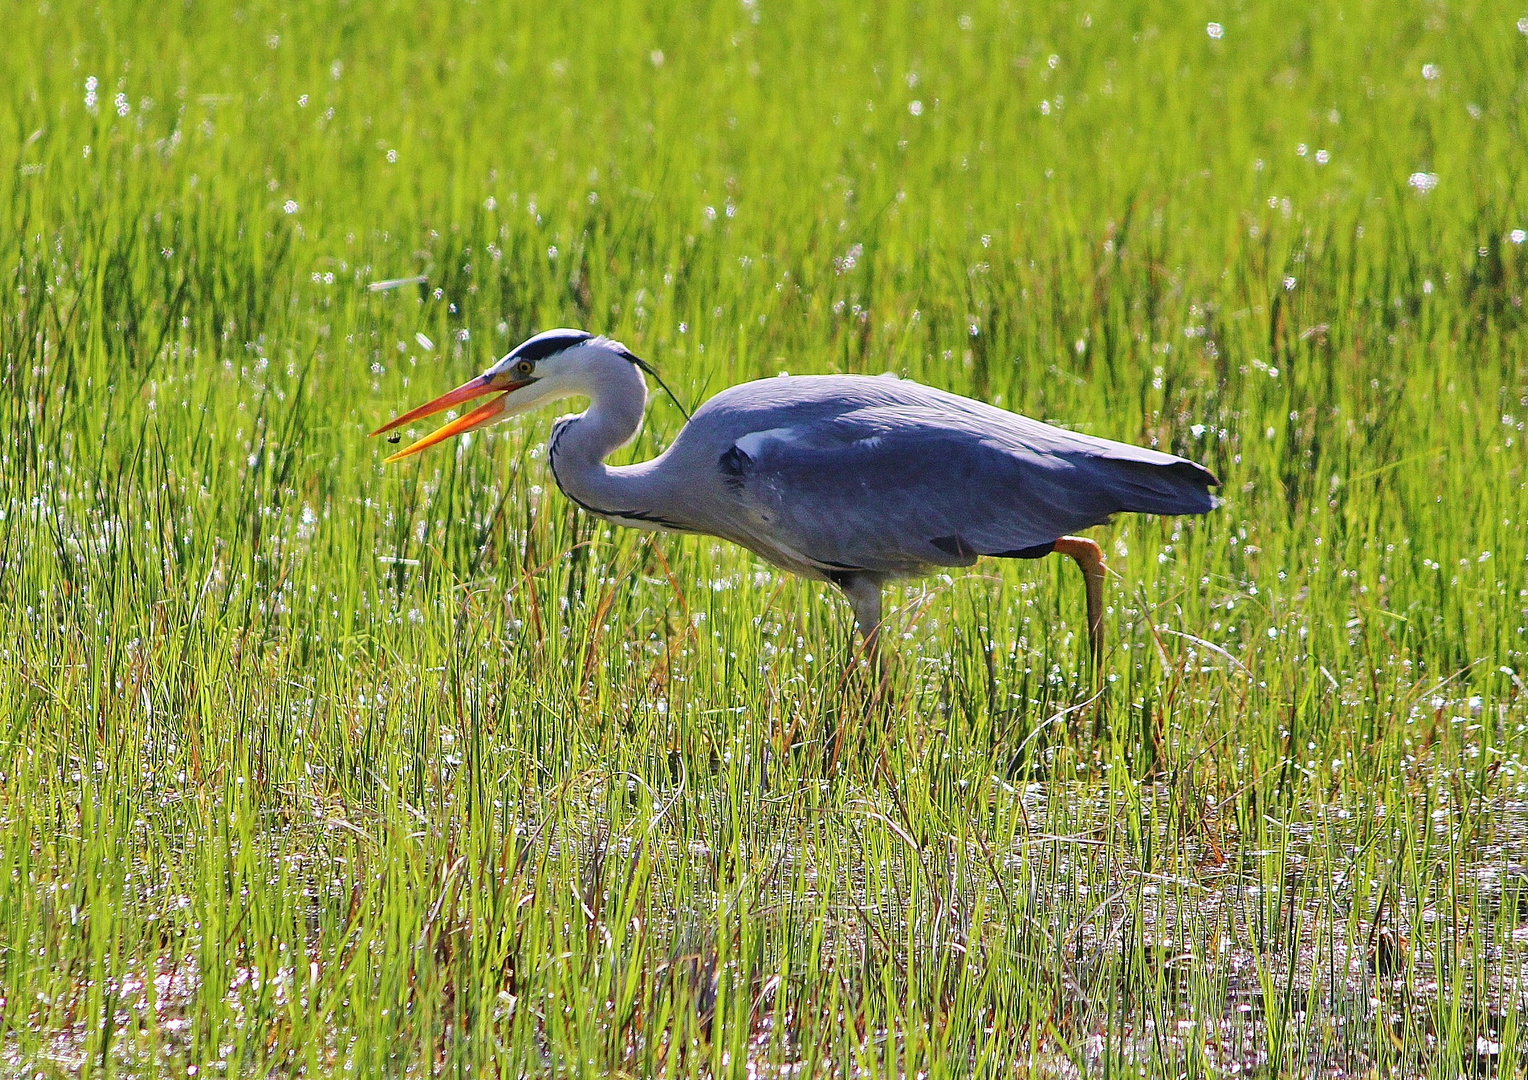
xmin=717 ymin=408 xmax=1216 ymax=574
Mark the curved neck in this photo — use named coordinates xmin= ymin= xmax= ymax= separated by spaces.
xmin=546 ymin=353 xmax=668 ymax=521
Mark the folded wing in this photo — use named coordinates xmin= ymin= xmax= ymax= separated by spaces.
xmin=719 ymin=401 xmax=1217 ymax=574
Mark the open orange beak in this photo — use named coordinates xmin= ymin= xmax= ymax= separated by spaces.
xmin=371 ymin=373 xmax=531 ymax=463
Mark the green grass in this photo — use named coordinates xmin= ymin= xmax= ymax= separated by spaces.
xmin=3 ymin=0 xmax=1527 ymax=1074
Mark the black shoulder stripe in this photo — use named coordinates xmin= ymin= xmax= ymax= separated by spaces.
xmin=718 ymin=446 xmax=749 ymax=491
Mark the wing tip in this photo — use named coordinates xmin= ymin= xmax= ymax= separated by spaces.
xmin=1169 ymin=458 xmax=1220 ymax=489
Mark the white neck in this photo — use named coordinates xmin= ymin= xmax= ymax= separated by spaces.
xmin=544 ymin=349 xmax=677 ymax=526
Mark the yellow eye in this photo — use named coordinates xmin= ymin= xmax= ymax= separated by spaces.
xmin=515 ymin=360 xmax=534 ymax=376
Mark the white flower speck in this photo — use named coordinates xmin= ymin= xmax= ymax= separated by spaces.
xmin=908 ymin=99 xmax=923 ymax=115
xmin=283 ymin=200 xmax=299 ymax=214
xmin=833 ymin=243 xmax=864 ymax=275
xmin=1207 ymin=22 xmax=1223 ymax=39
xmin=1422 ymin=63 xmax=1440 ymax=80
xmin=1408 ymin=171 xmax=1439 ymax=193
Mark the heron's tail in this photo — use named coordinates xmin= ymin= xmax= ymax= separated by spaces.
xmin=1103 ymin=458 xmax=1219 ymax=516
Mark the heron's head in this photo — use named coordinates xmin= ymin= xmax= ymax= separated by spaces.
xmin=372 ymin=329 xmax=646 ymax=462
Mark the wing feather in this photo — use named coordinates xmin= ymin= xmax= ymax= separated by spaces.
xmin=719 ymin=401 xmax=1215 ymax=574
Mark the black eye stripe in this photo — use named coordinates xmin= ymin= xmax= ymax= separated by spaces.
xmin=511 ymin=330 xmax=593 ymax=362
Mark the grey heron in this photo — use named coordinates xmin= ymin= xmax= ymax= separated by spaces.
xmin=373 ymin=329 xmax=1218 ymax=664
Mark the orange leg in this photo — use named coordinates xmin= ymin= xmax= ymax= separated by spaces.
xmin=1053 ymin=536 xmax=1107 ymax=674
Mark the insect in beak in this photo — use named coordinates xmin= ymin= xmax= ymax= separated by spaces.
xmin=370 ymin=371 xmax=533 ymax=462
